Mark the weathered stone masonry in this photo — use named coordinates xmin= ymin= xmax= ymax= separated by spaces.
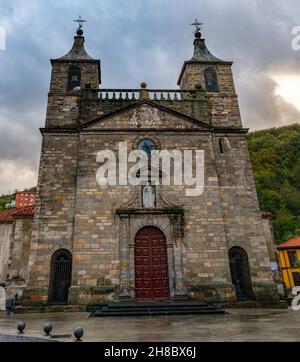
xmin=22 ymin=27 xmax=280 ymax=305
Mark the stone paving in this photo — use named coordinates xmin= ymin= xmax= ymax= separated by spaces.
xmin=0 ymin=334 xmax=51 ymax=342
xmin=0 ymin=309 xmax=299 ymax=342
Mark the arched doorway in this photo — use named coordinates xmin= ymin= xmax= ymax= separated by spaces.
xmin=49 ymin=249 xmax=72 ymax=305
xmin=135 ymin=226 xmax=170 ymax=301
xmin=229 ymin=247 xmax=254 ymax=300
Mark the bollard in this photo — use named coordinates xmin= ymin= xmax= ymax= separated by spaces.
xmin=17 ymin=321 xmax=26 ymax=334
xmin=74 ymin=327 xmax=84 ymax=342
xmin=44 ymin=323 xmax=53 ymax=336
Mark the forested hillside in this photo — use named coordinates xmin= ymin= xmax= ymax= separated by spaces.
xmin=247 ymin=124 xmax=300 ymax=244
xmin=0 ymin=193 xmax=15 ymax=211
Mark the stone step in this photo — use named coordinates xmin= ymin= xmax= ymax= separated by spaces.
xmin=90 ymin=302 xmax=225 ymax=317
xmin=102 ymin=305 xmax=220 ymax=312
xmin=94 ymin=308 xmax=225 ymax=317
xmin=104 ymin=303 xmax=210 ymax=310
xmin=87 ymin=302 xmax=214 ymax=313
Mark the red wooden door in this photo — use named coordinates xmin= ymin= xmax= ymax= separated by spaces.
xmin=135 ymin=227 xmax=170 ymax=301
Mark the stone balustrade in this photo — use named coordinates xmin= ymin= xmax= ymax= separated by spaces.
xmin=81 ymin=88 xmax=201 ymax=102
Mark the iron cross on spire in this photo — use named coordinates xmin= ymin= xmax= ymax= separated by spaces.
xmin=191 ymin=19 xmax=203 ymax=33
xmin=73 ymin=15 xmax=87 ymax=30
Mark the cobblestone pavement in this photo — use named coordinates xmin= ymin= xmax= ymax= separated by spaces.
xmin=0 ymin=308 xmax=299 ymax=342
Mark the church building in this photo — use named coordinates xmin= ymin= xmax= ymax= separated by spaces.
xmin=16 ymin=22 xmax=281 ymax=306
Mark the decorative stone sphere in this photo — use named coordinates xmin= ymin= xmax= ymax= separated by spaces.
xmin=44 ymin=323 xmax=53 ymax=336
xmin=17 ymin=321 xmax=26 ymax=334
xmin=140 ymin=82 xmax=147 ymax=89
xmin=77 ymin=28 xmax=84 ymax=36
xmin=195 ymin=31 xmax=201 ymax=39
xmin=74 ymin=327 xmax=84 ymax=341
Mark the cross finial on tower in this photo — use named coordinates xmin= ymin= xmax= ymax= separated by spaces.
xmin=73 ymin=15 xmax=87 ymax=31
xmin=191 ymin=19 xmax=203 ymax=34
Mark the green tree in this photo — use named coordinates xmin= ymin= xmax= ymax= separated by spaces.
xmin=248 ymin=124 xmax=300 ymax=244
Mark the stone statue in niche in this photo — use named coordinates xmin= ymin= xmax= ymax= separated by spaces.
xmin=143 ymin=182 xmax=156 ymax=208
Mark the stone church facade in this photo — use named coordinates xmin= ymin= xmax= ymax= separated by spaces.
xmin=16 ymin=26 xmax=281 ymax=306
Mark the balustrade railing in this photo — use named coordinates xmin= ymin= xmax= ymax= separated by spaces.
xmin=83 ymin=88 xmax=196 ymax=101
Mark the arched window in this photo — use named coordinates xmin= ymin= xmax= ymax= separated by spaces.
xmin=49 ymin=249 xmax=72 ymax=305
xmin=68 ymin=66 xmax=81 ymax=90
xmin=204 ymin=67 xmax=219 ymax=92
xmin=229 ymin=247 xmax=254 ymax=300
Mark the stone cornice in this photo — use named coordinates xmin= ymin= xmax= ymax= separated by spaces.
xmin=40 ymin=127 xmax=78 ymax=135
xmin=116 ymin=207 xmax=184 ymax=216
xmin=40 ymin=126 xmax=249 ymax=135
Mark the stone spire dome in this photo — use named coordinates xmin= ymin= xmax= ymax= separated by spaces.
xmin=191 ymin=31 xmax=224 ymax=63
xmin=49 ymin=19 xmax=101 ymax=110
xmin=58 ymin=27 xmax=95 ymax=61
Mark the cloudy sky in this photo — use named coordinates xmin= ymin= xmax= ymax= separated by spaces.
xmin=0 ymin=0 xmax=300 ymax=194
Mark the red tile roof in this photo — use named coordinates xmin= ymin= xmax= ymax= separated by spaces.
xmin=0 ymin=208 xmax=16 ymax=224
xmin=0 ymin=205 xmax=35 ymax=224
xmin=277 ymin=237 xmax=300 ymax=250
xmin=12 ymin=205 xmax=35 ymax=217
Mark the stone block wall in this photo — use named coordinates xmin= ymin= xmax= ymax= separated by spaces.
xmin=78 ymin=89 xmax=211 ymax=126
xmin=0 ymin=224 xmax=13 ymax=283
xmin=46 ymin=61 xmax=100 ymax=128
xmin=67 ymin=129 xmax=235 ymax=302
xmin=0 ymin=216 xmax=34 ymax=300
xmin=8 ymin=218 xmax=33 ymax=282
xmin=25 ymin=133 xmax=79 ymax=303
xmin=213 ymin=133 xmax=278 ymax=300
xmin=179 ymin=63 xmax=242 ymax=128
xmin=25 ymin=105 xmax=279 ymax=304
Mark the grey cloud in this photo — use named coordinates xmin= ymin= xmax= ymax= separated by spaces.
xmin=0 ymin=0 xmax=300 ymax=194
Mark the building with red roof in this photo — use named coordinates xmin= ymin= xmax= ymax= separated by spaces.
xmin=0 ymin=205 xmax=35 ymax=289
xmin=277 ymin=237 xmax=300 ymax=250
xmin=277 ymin=237 xmax=300 ymax=290
xmin=15 ymin=191 xmax=36 ymax=208
xmin=0 ymin=206 xmax=35 ymax=224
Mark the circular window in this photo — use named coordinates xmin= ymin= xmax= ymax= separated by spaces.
xmin=138 ymin=139 xmax=156 ymax=156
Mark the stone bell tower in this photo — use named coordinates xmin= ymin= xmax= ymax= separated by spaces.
xmin=178 ymin=22 xmax=241 ymax=128
xmin=46 ymin=22 xmax=101 ymax=128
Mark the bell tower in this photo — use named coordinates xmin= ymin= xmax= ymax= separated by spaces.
xmin=46 ymin=19 xmax=101 ymax=127
xmin=178 ymin=21 xmax=242 ymax=128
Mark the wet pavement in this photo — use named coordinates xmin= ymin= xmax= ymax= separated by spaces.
xmin=0 ymin=308 xmax=299 ymax=342
xmin=0 ymin=334 xmax=51 ymax=342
